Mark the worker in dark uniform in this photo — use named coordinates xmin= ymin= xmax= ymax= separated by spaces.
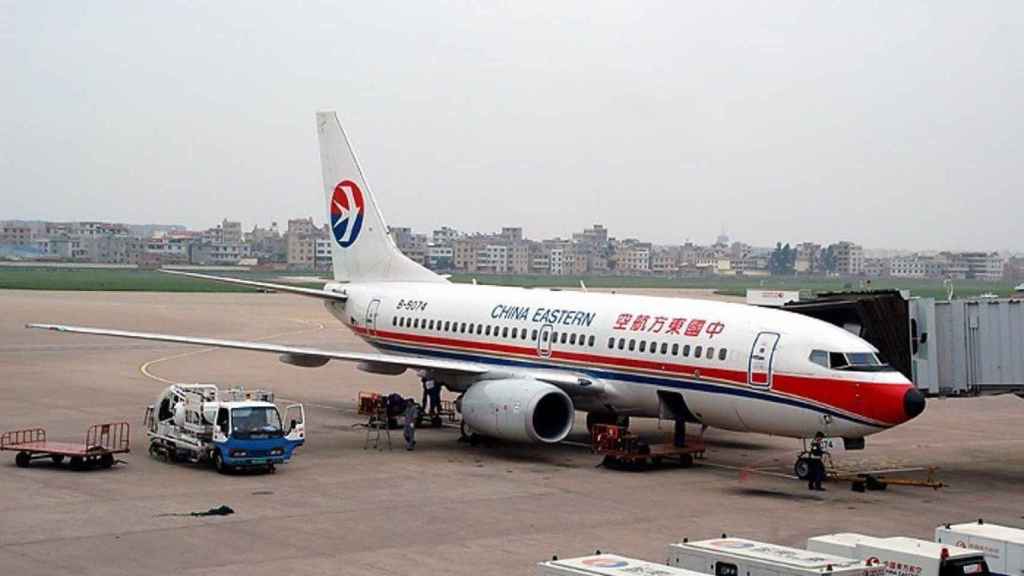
xmin=421 ymin=376 xmax=436 ymax=415
xmin=808 ymin=431 xmax=827 ymax=491
xmin=403 ymin=399 xmax=420 ymax=451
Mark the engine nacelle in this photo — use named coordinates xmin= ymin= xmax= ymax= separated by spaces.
xmin=460 ymin=379 xmax=574 ymax=444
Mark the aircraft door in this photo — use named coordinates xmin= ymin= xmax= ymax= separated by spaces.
xmin=537 ymin=324 xmax=553 ymax=358
xmin=748 ymin=332 xmax=780 ymax=388
xmin=365 ymin=299 xmax=381 ymax=337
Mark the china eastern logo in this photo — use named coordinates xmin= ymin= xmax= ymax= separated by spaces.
xmin=330 ymin=180 xmax=365 ymax=247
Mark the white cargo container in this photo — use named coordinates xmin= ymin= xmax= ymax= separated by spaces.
xmin=808 ymin=533 xmax=990 ymax=576
xmin=538 ymin=554 xmax=707 ymax=576
xmin=667 ymin=537 xmax=884 ymax=576
xmin=936 ymin=521 xmax=1024 ymax=576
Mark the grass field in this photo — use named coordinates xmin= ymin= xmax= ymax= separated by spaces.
xmin=0 ymin=266 xmax=1015 ymax=299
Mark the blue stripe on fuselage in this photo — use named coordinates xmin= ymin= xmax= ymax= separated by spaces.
xmin=372 ymin=340 xmax=884 ymax=429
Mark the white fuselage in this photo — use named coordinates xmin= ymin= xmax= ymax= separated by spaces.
xmin=327 ymin=282 xmax=917 ymax=440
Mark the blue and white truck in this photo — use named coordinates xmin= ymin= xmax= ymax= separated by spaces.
xmin=145 ymin=384 xmax=305 ymax=473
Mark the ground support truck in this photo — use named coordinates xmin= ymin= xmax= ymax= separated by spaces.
xmin=667 ymin=537 xmax=884 ymax=576
xmin=936 ymin=521 xmax=1024 ymax=576
xmin=808 ymin=534 xmax=990 ymax=576
xmin=144 ymin=384 xmax=305 ymax=473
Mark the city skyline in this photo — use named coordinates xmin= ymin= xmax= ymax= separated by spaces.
xmin=3 ymin=3 xmax=1023 ymax=253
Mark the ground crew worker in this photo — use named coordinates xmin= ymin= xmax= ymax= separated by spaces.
xmin=421 ymin=377 xmax=436 ymax=414
xmin=403 ymin=399 xmax=420 ymax=451
xmin=808 ymin=431 xmax=827 ymax=491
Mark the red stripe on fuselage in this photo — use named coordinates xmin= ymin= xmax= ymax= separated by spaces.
xmin=354 ymin=326 xmax=905 ymax=426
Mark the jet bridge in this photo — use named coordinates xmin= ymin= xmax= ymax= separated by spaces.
xmin=783 ymin=291 xmax=1024 ymax=398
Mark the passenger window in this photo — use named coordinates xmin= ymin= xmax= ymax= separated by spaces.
xmin=588 ymin=335 xmax=594 ymax=347
xmin=639 ymin=341 xmax=647 ymax=352
xmin=660 ymin=343 xmax=668 ymax=354
xmin=542 ymin=331 xmax=549 ymax=342
xmin=608 ymin=337 xmax=615 ymax=349
xmin=628 ymin=339 xmax=636 ymax=351
xmin=413 ymin=318 xmax=420 ymax=329
xmin=485 ymin=325 xmax=491 ymax=336
xmin=672 ymin=343 xmax=679 ymax=356
xmin=460 ymin=322 xmax=467 ymax=333
xmin=706 ymin=347 xmax=714 ymax=359
xmin=560 ymin=333 xmax=567 ymax=344
xmin=569 ymin=333 xmax=577 ymax=345
xmin=650 ymin=341 xmax=657 ymax=354
xmin=502 ymin=327 xmax=508 ymax=338
xmin=443 ymin=321 xmax=449 ymax=331
xmin=695 ymin=345 xmax=703 ymax=358
xmin=429 ymin=320 xmax=435 ymax=330
xmin=719 ymin=348 xmax=727 ymax=361
xmin=532 ymin=329 xmax=538 ymax=341
xmin=511 ymin=327 xmax=518 ymax=339
xmin=683 ymin=344 xmax=690 ymax=357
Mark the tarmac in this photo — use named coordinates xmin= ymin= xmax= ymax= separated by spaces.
xmin=0 ymin=289 xmax=1022 ymax=575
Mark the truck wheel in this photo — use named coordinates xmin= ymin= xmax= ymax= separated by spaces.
xmin=678 ymin=454 xmax=694 ymax=468
xmin=213 ymin=450 xmax=228 ymax=474
xmin=100 ymin=454 xmax=115 ymax=469
xmin=69 ymin=457 xmax=84 ymax=471
xmin=794 ymin=457 xmax=811 ymax=480
xmin=51 ymin=454 xmax=65 ymax=464
xmin=15 ymin=452 xmax=30 ymax=468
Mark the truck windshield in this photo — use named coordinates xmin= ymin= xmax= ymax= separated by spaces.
xmin=231 ymin=407 xmax=283 ymax=439
xmin=940 ymin=558 xmax=990 ymax=576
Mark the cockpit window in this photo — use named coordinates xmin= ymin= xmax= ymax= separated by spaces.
xmin=812 ymin=350 xmax=893 ymax=372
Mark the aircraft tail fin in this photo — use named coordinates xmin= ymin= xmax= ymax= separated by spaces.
xmin=316 ymin=111 xmax=445 ymax=284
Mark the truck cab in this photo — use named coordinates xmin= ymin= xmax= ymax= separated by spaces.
xmin=211 ymin=400 xmax=305 ymax=472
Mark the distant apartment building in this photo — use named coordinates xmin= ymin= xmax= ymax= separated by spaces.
xmin=287 ymin=218 xmax=327 ymax=269
xmin=830 ymin=241 xmax=864 ymax=276
xmin=389 ymin=227 xmax=428 ymax=266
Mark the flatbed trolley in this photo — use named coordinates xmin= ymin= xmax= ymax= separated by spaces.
xmin=1 ymin=422 xmax=130 ymax=470
xmin=591 ymin=423 xmax=705 ymax=470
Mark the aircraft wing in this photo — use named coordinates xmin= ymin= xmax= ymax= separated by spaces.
xmin=27 ymin=323 xmax=484 ymax=375
xmin=26 ymin=323 xmax=603 ymax=394
xmin=159 ymin=270 xmax=347 ymax=301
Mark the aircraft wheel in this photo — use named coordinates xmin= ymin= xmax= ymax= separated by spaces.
xmin=15 ymin=452 xmax=30 ymax=468
xmin=794 ymin=457 xmax=811 ymax=480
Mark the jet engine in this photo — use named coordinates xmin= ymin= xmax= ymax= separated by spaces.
xmin=459 ymin=379 xmax=574 ymax=444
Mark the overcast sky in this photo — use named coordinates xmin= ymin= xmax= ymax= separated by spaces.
xmin=2 ymin=1 xmax=1021 ymax=251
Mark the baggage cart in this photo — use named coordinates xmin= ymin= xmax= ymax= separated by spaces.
xmin=1 ymin=422 xmax=130 ymax=470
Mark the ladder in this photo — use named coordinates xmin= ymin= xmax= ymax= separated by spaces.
xmin=363 ymin=405 xmax=391 ymax=451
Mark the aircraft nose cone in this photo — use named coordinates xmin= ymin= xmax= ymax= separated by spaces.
xmin=903 ymin=387 xmax=926 ymax=420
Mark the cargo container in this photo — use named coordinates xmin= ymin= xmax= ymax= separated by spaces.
xmin=667 ymin=537 xmax=884 ymax=576
xmin=936 ymin=521 xmax=1024 ymax=576
xmin=808 ymin=533 xmax=990 ymax=576
xmin=538 ymin=554 xmax=707 ymax=576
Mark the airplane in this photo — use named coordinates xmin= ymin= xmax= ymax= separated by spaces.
xmin=29 ymin=111 xmax=926 ymax=473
